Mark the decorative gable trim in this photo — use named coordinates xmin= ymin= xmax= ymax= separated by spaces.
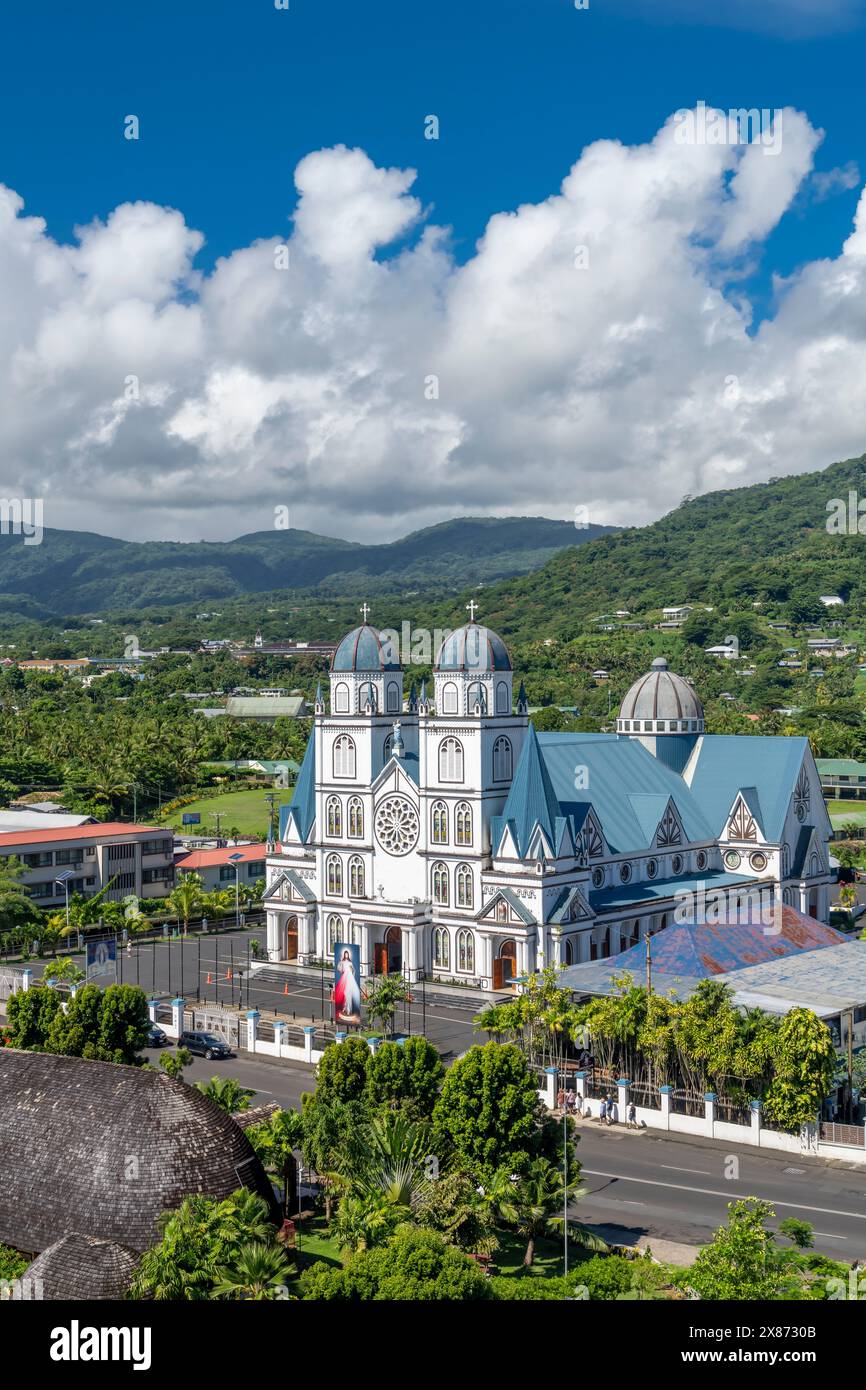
xmin=655 ymin=799 xmax=684 ymax=848
xmin=726 ymin=794 xmax=761 ymax=844
xmin=793 ymin=764 xmax=811 ymax=824
xmin=582 ymin=810 xmax=605 ymax=859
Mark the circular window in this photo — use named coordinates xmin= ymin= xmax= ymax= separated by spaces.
xmin=696 ymin=850 xmax=708 ymax=871
xmin=724 ymin=849 xmax=741 ymax=871
xmin=646 ymin=858 xmax=658 ymax=880
xmin=619 ymin=863 xmax=631 ymax=883
xmin=592 ymin=868 xmax=605 ymax=889
xmin=374 ymin=795 xmax=420 ymax=856
xmin=795 ymin=801 xmax=807 ymax=823
xmin=750 ymin=851 xmax=768 ymax=872
xmin=671 ymin=854 xmax=683 ymax=875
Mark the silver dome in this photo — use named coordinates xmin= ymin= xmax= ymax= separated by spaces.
xmin=617 ymin=657 xmax=704 ymax=734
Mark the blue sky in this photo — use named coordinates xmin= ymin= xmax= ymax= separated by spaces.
xmin=4 ymin=0 xmax=865 ymax=312
xmin=3 ymin=0 xmax=866 ymax=541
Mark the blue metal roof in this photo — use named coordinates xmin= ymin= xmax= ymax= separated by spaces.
xmin=536 ymin=732 xmax=715 ymax=853
xmin=492 ymin=724 xmax=568 ymax=857
xmin=588 ymin=869 xmax=753 ymax=912
xmin=332 ymin=624 xmax=401 ymax=672
xmin=280 ymin=735 xmax=316 ymax=842
xmin=687 ymin=735 xmax=810 ymax=841
xmin=435 ymin=622 xmax=511 ymax=672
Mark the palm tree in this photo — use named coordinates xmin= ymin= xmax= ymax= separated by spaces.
xmin=364 ymin=975 xmax=412 ymax=1038
xmin=247 ymin=1108 xmax=305 ymax=1216
xmin=495 ymin=1157 xmax=606 ymax=1267
xmin=194 ymin=1076 xmax=256 ymax=1114
xmin=211 ymin=1242 xmax=292 ymax=1300
xmin=169 ymin=873 xmax=204 ymax=931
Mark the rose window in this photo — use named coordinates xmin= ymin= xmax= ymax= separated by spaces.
xmin=374 ymin=795 xmax=420 ymax=856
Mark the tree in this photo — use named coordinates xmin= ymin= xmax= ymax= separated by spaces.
xmin=47 ymin=983 xmax=150 ymax=1064
xmin=169 ymin=873 xmax=204 ymax=930
xmin=44 ymin=958 xmax=84 ymax=985
xmin=688 ymin=1200 xmax=806 ymax=1301
xmin=211 ymin=1241 xmax=292 ymax=1300
xmin=493 ymin=1156 xmax=605 ymax=1267
xmin=131 ymin=1190 xmax=277 ymax=1300
xmin=301 ymin=1095 xmax=370 ymax=1223
xmin=160 ymin=1047 xmax=192 ymax=1081
xmin=0 ymin=856 xmax=38 ymax=933
xmin=247 ymin=1107 xmax=305 ymax=1216
xmin=6 ymin=984 xmax=63 ymax=1050
xmin=432 ymin=1043 xmax=543 ymax=1178
xmin=364 ymin=975 xmax=412 ymax=1038
xmin=365 ymin=1036 xmax=443 ymax=1117
xmin=315 ymin=1036 xmax=370 ymax=1103
xmin=300 ymin=1225 xmax=492 ymax=1301
xmin=194 ymin=1076 xmax=256 ymax=1114
xmin=763 ymin=1008 xmax=836 ymax=1131
xmin=779 ymin=1217 xmax=814 ymax=1249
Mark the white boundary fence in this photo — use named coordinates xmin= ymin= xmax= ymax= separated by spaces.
xmin=539 ymin=1068 xmax=866 ymax=1164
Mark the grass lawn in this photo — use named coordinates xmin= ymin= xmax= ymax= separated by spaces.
xmin=490 ymin=1229 xmax=566 ymax=1278
xmin=157 ymin=787 xmax=294 ymax=840
xmin=828 ymin=799 xmax=866 ymax=827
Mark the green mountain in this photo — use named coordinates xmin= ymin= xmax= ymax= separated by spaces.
xmin=475 ymin=454 xmax=866 ymax=644
xmin=0 ymin=516 xmax=612 ymax=617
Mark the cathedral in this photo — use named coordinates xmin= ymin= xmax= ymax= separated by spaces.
xmin=264 ymin=611 xmax=832 ymax=989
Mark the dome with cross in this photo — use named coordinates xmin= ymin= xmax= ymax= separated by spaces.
xmin=434 ymin=603 xmax=512 ymax=673
xmin=332 ymin=604 xmax=402 ymax=672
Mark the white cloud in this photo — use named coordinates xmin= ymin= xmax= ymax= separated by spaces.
xmin=1 ymin=113 xmax=865 ymax=542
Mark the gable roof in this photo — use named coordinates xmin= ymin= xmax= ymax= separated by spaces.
xmin=475 ymin=885 xmax=537 ymax=926
xmin=492 ymin=724 xmax=563 ymax=858
xmin=686 ymin=735 xmax=811 ymax=842
xmin=0 ymin=1050 xmax=277 ymax=1255
xmin=280 ymin=734 xmax=316 ymax=843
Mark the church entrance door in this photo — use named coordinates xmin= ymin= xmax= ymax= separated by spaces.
xmin=495 ymin=939 xmax=517 ymax=991
xmin=385 ymin=925 xmax=402 ymax=973
xmin=285 ymin=916 xmax=298 ymax=962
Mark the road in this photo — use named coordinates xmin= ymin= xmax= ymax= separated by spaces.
xmin=28 ymin=927 xmax=484 ymax=1058
xmin=140 ymin=1041 xmax=866 ymax=1260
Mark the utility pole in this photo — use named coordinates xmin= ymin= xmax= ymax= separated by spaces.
xmin=265 ymin=792 xmax=279 ymax=847
xmin=645 ymin=930 xmax=652 ymax=995
xmin=210 ymin=813 xmax=224 ymax=845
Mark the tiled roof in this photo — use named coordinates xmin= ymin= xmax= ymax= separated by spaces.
xmin=0 ymin=821 xmax=164 ymax=847
xmin=176 ymin=843 xmax=269 ymax=869
xmin=24 ymin=1234 xmax=139 ymax=1300
xmin=0 ymin=1050 xmax=278 ymax=1255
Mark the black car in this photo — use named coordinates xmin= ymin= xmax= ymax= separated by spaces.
xmin=147 ymin=1024 xmax=168 ymax=1047
xmin=179 ymin=1030 xmax=232 ymax=1060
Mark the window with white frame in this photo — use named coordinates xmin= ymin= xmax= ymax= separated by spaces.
xmin=386 ymin=682 xmax=400 ymax=714
xmin=348 ymin=796 xmax=364 ymax=838
xmin=431 ymin=800 xmax=448 ymax=844
xmin=456 ymin=801 xmax=472 ymax=846
xmin=493 ymin=736 xmax=512 ymax=782
xmin=327 ymin=914 xmax=342 ymax=949
xmin=439 ymin=738 xmax=464 ymax=782
xmin=496 ymin=681 xmax=510 ymax=714
xmin=333 ymin=682 xmax=350 ymax=714
xmin=327 ymin=795 xmax=342 ymax=837
xmin=349 ymin=855 xmax=365 ymax=897
xmin=333 ymin=735 xmax=356 ymax=778
xmin=456 ymin=863 xmax=473 ymax=908
xmin=457 ymin=928 xmax=475 ymax=973
xmin=326 ymin=854 xmax=343 ymax=896
xmin=441 ymin=682 xmax=459 ymax=715
xmin=434 ymin=926 xmax=450 ymax=969
xmin=432 ymin=861 xmax=449 ymax=905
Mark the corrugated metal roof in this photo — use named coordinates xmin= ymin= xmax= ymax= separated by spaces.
xmin=686 ymin=735 xmax=816 ymax=841
xmin=716 ymin=940 xmax=866 ymax=1012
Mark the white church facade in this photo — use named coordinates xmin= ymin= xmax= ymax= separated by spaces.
xmin=264 ymin=612 xmax=832 ymax=990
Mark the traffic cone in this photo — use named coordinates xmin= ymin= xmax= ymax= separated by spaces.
xmin=206 ymin=972 xmax=212 ymax=985
xmin=283 ymin=981 xmax=290 ymax=996
xmin=226 ymin=968 xmax=233 ymax=980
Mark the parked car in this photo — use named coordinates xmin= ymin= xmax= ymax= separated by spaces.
xmin=147 ymin=1024 xmax=168 ymax=1048
xmin=179 ymin=1030 xmax=232 ymax=1060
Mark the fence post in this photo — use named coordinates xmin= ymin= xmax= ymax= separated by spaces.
xmin=617 ymin=1078 xmax=630 ymax=1125
xmin=659 ymin=1084 xmax=672 ymax=1131
xmin=21 ymin=969 xmax=32 ymax=993
xmin=751 ymin=1099 xmax=762 ymax=1144
xmin=335 ymin=1031 xmax=347 ymax=1045
xmin=704 ymin=1092 xmax=716 ymax=1138
xmin=544 ymin=1066 xmax=557 ymax=1111
xmin=147 ymin=998 xmax=159 ymax=1025
xmin=171 ymin=997 xmax=185 ymax=1038
xmin=303 ymin=1025 xmax=315 ymax=1063
xmin=273 ymin=1020 xmax=284 ymax=1057
xmin=246 ymin=1009 xmax=260 ymax=1055
xmin=367 ymin=1037 xmax=381 ymax=1056
xmin=574 ymin=1069 xmax=587 ymax=1102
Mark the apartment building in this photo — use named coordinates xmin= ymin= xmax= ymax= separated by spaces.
xmin=174 ymin=843 xmax=268 ymax=893
xmin=0 ymin=823 xmax=175 ymax=906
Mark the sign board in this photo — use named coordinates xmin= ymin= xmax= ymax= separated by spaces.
xmin=182 ymin=813 xmax=202 ymax=825
xmin=86 ymin=937 xmax=117 ymax=984
xmin=333 ymin=941 xmax=362 ymax=1026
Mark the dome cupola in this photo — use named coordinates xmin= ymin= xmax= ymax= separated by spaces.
xmin=617 ymin=657 xmax=704 ymax=736
xmin=433 ymin=605 xmax=514 ymax=717
xmin=329 ymin=605 xmax=402 ymax=716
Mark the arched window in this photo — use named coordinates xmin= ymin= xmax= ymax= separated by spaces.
xmin=493 ymin=736 xmax=512 ymax=782
xmin=456 ymin=863 xmax=473 ymax=908
xmin=432 ymin=861 xmax=449 ymax=905
xmin=348 ymin=796 xmax=364 ymax=838
xmin=565 ymin=938 xmax=574 ymax=965
xmin=386 ymin=682 xmax=400 ymax=714
xmin=457 ymin=928 xmax=475 ymax=973
xmin=326 ymin=796 xmax=342 ymax=837
xmin=431 ymin=800 xmax=448 ymax=844
xmin=333 ymin=735 xmax=355 ymax=779
xmin=359 ymin=681 xmax=378 ymax=713
xmin=439 ymin=737 xmax=464 ymax=783
xmin=441 ymin=682 xmax=459 ymax=715
xmin=327 ymin=914 xmax=342 ymax=950
xmin=326 ymin=854 xmax=343 ymax=896
xmin=434 ymin=926 xmax=450 ymax=969
xmin=349 ymin=855 xmax=365 ymax=898
xmin=467 ymin=681 xmax=487 ymax=714
xmin=456 ymin=802 xmax=473 ymax=846
xmin=496 ymin=681 xmax=510 ymax=715
xmin=333 ymin=682 xmax=350 ymax=714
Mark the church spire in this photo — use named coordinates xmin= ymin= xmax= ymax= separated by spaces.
xmin=517 ymin=680 xmax=528 ymax=715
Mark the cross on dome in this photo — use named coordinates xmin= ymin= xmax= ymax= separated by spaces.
xmin=466 ymin=600 xmax=480 ymax=622
xmin=360 ymin=602 xmax=371 ymax=623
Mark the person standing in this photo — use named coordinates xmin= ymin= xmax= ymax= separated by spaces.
xmin=598 ymin=1097 xmax=607 ymax=1124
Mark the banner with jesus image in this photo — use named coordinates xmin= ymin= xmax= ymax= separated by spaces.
xmin=333 ymin=941 xmax=362 ymax=1026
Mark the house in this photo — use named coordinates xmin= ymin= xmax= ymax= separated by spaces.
xmin=175 ymin=842 xmax=269 ymax=893
xmin=0 ymin=823 xmax=175 ymax=905
xmin=224 ymin=695 xmax=310 ymax=720
xmin=705 ymin=641 xmax=740 ymax=660
xmin=819 ymin=595 xmax=844 ymax=607
xmin=662 ymin=605 xmax=693 ymax=621
xmin=817 ymin=757 xmax=866 ymax=801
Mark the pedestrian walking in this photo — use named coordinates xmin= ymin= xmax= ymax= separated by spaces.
xmin=557 ymin=1087 xmax=565 ymax=1112
xmin=597 ymin=1097 xmax=607 ymax=1124
xmin=627 ymin=1102 xmax=637 ymax=1129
